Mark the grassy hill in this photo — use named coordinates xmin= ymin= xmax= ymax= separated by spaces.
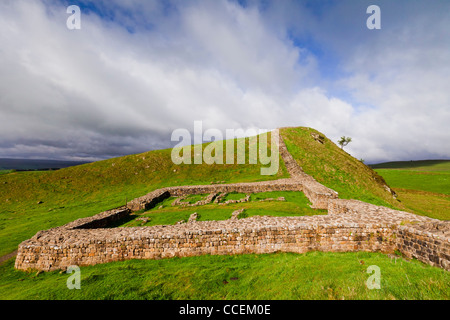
xmin=0 ymin=134 xmax=287 ymax=256
xmin=0 ymin=158 xmax=90 ymax=171
xmin=280 ymin=127 xmax=401 ymax=209
xmin=372 ymin=160 xmax=450 ymax=221
xmin=4 ymin=127 xmax=449 ymax=257
xmin=0 ymin=127 xmax=422 ymax=257
xmin=1 ymin=127 xmax=448 ymax=300
xmin=0 ymin=127 xmax=407 ymax=257
xmin=370 ymin=159 xmax=450 ymax=172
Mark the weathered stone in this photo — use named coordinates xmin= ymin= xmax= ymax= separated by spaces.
xmin=188 ymin=213 xmax=198 ymax=223
xmin=230 ymin=209 xmax=245 ymax=220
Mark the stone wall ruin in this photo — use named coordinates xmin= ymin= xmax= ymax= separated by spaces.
xmin=14 ymin=130 xmax=449 ymax=272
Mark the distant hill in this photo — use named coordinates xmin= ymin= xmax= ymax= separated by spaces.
xmin=1 ymin=129 xmax=402 ymax=209
xmin=0 ymin=158 xmax=90 ymax=171
xmin=369 ymin=160 xmax=450 ymax=171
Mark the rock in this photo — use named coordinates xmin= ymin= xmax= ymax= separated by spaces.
xmin=311 ymin=132 xmax=325 ymax=144
xmin=230 ymin=209 xmax=245 ymax=220
xmin=188 ymin=212 xmax=198 ymax=223
xmin=136 ymin=217 xmax=149 ymax=225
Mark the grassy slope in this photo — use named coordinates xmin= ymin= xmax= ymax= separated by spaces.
xmin=1 ymin=127 xmax=448 ymax=300
xmin=370 ymin=160 xmax=450 ymax=172
xmin=0 ymin=158 xmax=89 ymax=171
xmin=0 ymin=134 xmax=288 ymax=257
xmin=1 ymin=252 xmax=448 ymax=300
xmin=375 ymin=170 xmax=450 ymax=196
xmin=374 ymin=161 xmax=449 ymax=220
xmin=2 ymin=127 xmax=413 ymax=257
xmin=280 ymin=127 xmax=402 ymax=209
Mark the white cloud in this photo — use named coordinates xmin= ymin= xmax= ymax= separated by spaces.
xmin=334 ymin=2 xmax=450 ymax=162
xmin=0 ymin=0 xmax=448 ymax=163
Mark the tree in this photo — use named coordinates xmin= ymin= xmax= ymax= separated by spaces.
xmin=338 ymin=136 xmax=352 ymax=150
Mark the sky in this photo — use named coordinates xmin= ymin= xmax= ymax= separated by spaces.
xmin=0 ymin=0 xmax=449 ymax=163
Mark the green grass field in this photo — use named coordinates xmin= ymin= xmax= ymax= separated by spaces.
xmin=1 ymin=251 xmax=448 ymax=300
xmin=371 ymin=160 xmax=450 ymax=172
xmin=0 ymin=127 xmax=448 ymax=300
xmin=374 ymin=160 xmax=449 ymax=220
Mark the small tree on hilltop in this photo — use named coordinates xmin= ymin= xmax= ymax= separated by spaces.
xmin=338 ymin=136 xmax=352 ymax=150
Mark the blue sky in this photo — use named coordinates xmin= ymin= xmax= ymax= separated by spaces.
xmin=0 ymin=0 xmax=449 ymax=163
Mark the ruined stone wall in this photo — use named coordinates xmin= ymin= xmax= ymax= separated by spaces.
xmin=277 ymin=132 xmax=338 ymax=209
xmin=127 ymin=180 xmax=302 ymax=211
xmin=329 ymin=199 xmax=450 ymax=270
xmin=127 ymin=189 xmax=171 ymax=211
xmin=66 ymin=207 xmax=132 ymax=230
xmin=14 ymin=198 xmax=449 ymax=272
xmin=13 ymin=129 xmax=449 ymax=272
xmin=14 ymin=215 xmax=397 ymax=272
xmin=396 ymin=223 xmax=449 ymax=270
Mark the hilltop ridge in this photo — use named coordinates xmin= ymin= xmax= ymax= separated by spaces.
xmin=280 ymin=127 xmax=400 ymax=208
